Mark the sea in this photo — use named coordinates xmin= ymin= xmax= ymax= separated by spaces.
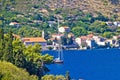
xmin=42 ymin=48 xmax=120 ymax=80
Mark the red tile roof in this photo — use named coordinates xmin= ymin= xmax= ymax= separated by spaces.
xmin=22 ymin=37 xmax=46 ymax=42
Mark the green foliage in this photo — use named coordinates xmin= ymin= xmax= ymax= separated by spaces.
xmin=72 ymin=26 xmax=88 ymax=37
xmin=41 ymin=54 xmax=53 ymax=64
xmin=18 ymin=26 xmax=42 ymax=37
xmin=32 ymin=14 xmax=43 ymax=20
xmin=47 ymin=46 xmax=53 ymax=50
xmin=41 ymin=75 xmax=65 ymax=80
xmin=102 ymin=32 xmax=114 ymax=38
xmin=89 ymin=21 xmax=108 ymax=33
xmin=24 ymin=44 xmax=53 ymax=77
xmin=12 ymin=39 xmax=26 ymax=67
xmin=0 ymin=0 xmax=119 ymax=38
xmin=0 ymin=20 xmax=2 ymax=26
xmin=2 ymin=30 xmax=13 ymax=63
xmin=0 ymin=30 xmax=53 ymax=79
xmin=95 ymin=13 xmax=109 ymax=21
xmin=0 ymin=61 xmax=38 ymax=80
xmin=0 ymin=28 xmax=4 ymax=59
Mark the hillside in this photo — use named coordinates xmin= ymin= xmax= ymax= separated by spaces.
xmin=1 ymin=0 xmax=120 ymax=19
xmin=0 ymin=0 xmax=120 ymax=38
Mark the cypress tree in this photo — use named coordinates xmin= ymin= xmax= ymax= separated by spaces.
xmin=0 ymin=28 xmax=4 ymax=59
xmin=3 ymin=30 xmax=13 ymax=63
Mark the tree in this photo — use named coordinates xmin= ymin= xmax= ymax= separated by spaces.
xmin=2 ymin=30 xmax=14 ymax=63
xmin=0 ymin=61 xmax=38 ymax=80
xmin=24 ymin=44 xmax=53 ymax=78
xmin=89 ymin=21 xmax=108 ymax=33
xmin=72 ymin=26 xmax=87 ymax=37
xmin=0 ymin=28 xmax=4 ymax=59
xmin=12 ymin=39 xmax=26 ymax=68
xmin=41 ymin=75 xmax=65 ymax=80
xmin=102 ymin=32 xmax=113 ymax=38
xmin=41 ymin=75 xmax=55 ymax=80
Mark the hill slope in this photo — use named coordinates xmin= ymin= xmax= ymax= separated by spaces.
xmin=1 ymin=0 xmax=119 ymax=18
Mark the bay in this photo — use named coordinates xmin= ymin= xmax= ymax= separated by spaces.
xmin=42 ymin=48 xmax=120 ymax=80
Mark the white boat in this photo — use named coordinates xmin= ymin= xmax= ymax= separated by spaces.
xmin=54 ymin=43 xmax=63 ymax=63
xmin=54 ymin=17 xmax=64 ymax=63
xmin=54 ymin=58 xmax=63 ymax=63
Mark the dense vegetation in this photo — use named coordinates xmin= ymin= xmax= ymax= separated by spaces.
xmin=0 ymin=61 xmax=38 ymax=80
xmin=0 ymin=0 xmax=120 ymax=39
xmin=0 ymin=28 xmax=54 ymax=79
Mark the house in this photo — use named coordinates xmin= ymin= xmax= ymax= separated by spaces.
xmin=58 ymin=26 xmax=70 ymax=33
xmin=75 ymin=34 xmax=95 ymax=49
xmin=106 ymin=39 xmax=117 ymax=47
xmin=86 ymin=39 xmax=97 ymax=49
xmin=111 ymin=36 xmax=120 ymax=47
xmin=106 ymin=21 xmax=113 ymax=26
xmin=93 ymin=36 xmax=106 ymax=46
xmin=51 ymin=33 xmax=64 ymax=39
xmin=106 ymin=21 xmax=120 ymax=27
xmin=22 ymin=37 xmax=47 ymax=50
xmin=67 ymin=33 xmax=73 ymax=37
xmin=9 ymin=22 xmax=20 ymax=28
xmin=75 ymin=36 xmax=87 ymax=49
xmin=113 ymin=22 xmax=120 ymax=27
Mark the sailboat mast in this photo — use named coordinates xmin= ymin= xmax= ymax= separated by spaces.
xmin=57 ymin=17 xmax=63 ymax=60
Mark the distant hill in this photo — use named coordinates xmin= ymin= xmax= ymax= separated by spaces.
xmin=1 ymin=0 xmax=120 ymax=19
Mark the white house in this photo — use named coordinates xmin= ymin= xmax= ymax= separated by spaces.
xmin=75 ymin=36 xmax=87 ymax=49
xmin=51 ymin=33 xmax=64 ymax=39
xmin=97 ymin=42 xmax=106 ymax=46
xmin=58 ymin=26 xmax=70 ymax=33
xmin=86 ymin=39 xmax=97 ymax=48
xmin=106 ymin=21 xmax=120 ymax=27
xmin=113 ymin=22 xmax=120 ymax=27
xmin=93 ymin=36 xmax=106 ymax=46
xmin=9 ymin=22 xmax=20 ymax=27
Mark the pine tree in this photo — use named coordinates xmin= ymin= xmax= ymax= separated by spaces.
xmin=12 ymin=39 xmax=26 ymax=68
xmin=0 ymin=28 xmax=4 ymax=59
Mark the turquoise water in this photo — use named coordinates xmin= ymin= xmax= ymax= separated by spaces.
xmin=43 ymin=49 xmax=120 ymax=80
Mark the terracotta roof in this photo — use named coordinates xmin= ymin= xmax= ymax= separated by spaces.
xmin=62 ymin=26 xmax=69 ymax=29
xmin=80 ymin=36 xmax=87 ymax=41
xmin=22 ymin=37 xmax=46 ymax=42
xmin=52 ymin=33 xmax=64 ymax=37
xmin=9 ymin=22 xmax=19 ymax=25
xmin=87 ymin=33 xmax=94 ymax=39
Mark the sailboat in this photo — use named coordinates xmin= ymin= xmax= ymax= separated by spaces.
xmin=54 ymin=17 xmax=64 ymax=63
xmin=54 ymin=45 xmax=63 ymax=63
